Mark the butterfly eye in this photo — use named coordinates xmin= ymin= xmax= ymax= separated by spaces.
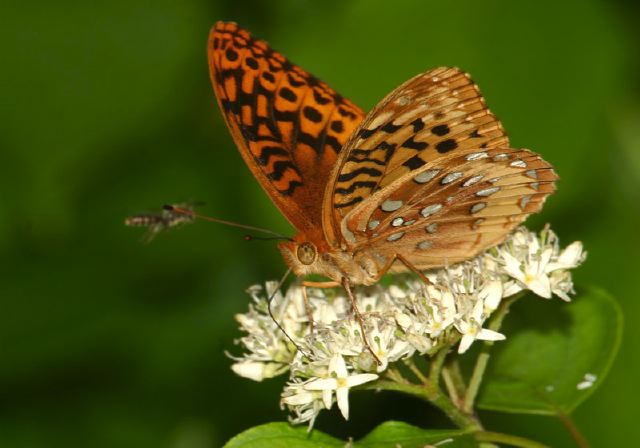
xmin=296 ymin=242 xmax=317 ymax=265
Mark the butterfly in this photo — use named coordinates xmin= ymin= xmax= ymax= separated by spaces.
xmin=208 ymin=21 xmax=557 ymax=291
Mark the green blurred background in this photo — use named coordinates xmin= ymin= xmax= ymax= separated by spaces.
xmin=1 ymin=0 xmax=639 ymax=446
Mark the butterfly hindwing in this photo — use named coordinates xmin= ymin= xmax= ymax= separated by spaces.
xmin=209 ymin=22 xmax=364 ymax=235
xmin=338 ymin=146 xmax=557 ymax=268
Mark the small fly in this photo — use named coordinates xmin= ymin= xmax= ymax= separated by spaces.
xmin=125 ymin=202 xmax=200 ymax=243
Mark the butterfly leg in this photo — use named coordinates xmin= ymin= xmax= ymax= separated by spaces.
xmin=374 ymin=254 xmax=433 ymax=285
xmin=342 ymin=278 xmax=382 ymax=366
xmin=302 ymin=281 xmax=341 ymax=288
xmin=300 ymin=285 xmax=315 ymax=337
xmin=394 ymin=254 xmax=434 ymax=285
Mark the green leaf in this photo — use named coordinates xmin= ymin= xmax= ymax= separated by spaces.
xmin=355 ymin=421 xmax=475 ymax=447
xmin=223 ymin=422 xmax=342 ymax=448
xmin=478 ymin=286 xmax=622 ymax=415
xmin=224 ymin=422 xmax=475 ymax=448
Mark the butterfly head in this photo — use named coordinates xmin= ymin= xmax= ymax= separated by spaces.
xmin=278 ymin=237 xmax=345 ymax=281
xmin=278 ymin=239 xmax=318 ymax=272
xmin=278 ymin=237 xmax=384 ymax=285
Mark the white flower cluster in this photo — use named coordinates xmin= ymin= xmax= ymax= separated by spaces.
xmin=230 ymin=226 xmax=585 ymax=426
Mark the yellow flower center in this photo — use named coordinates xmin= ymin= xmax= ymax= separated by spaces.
xmin=524 ymin=273 xmax=535 ymax=284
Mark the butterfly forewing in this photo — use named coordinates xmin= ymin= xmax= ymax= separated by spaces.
xmin=209 ymin=22 xmax=364 ymax=236
xmin=324 ymin=67 xmax=510 ymax=244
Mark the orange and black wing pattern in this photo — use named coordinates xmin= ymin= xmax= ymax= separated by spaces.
xmin=208 ymin=22 xmax=365 ymax=236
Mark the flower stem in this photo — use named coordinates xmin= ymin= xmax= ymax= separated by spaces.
xmin=403 ymin=358 xmax=429 ymax=385
xmin=441 ymin=365 xmax=460 ymax=405
xmin=442 ymin=360 xmax=466 ymax=406
xmin=475 ymin=430 xmax=550 ymax=448
xmin=428 ymin=344 xmax=450 ymax=384
xmin=463 ymin=294 xmax=521 ymax=413
xmin=369 ymin=380 xmax=481 ymax=431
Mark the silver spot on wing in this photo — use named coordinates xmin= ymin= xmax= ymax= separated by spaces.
xmin=466 ymin=151 xmax=489 ymax=161
xmin=425 ymin=223 xmax=438 ymax=233
xmin=387 ymin=232 xmax=405 ymax=242
xmin=462 ymin=175 xmax=484 ymax=187
xmin=441 ymin=172 xmax=464 ymax=185
xmin=472 ymin=218 xmax=485 ymax=230
xmin=470 ymin=202 xmax=486 ymax=214
xmin=381 ymin=199 xmax=403 ymax=212
xmin=396 ymin=96 xmax=410 ymax=106
xmin=476 ymin=186 xmax=501 ymax=197
xmin=510 ymin=159 xmax=527 ymax=168
xmin=368 ymin=220 xmax=380 ymax=230
xmin=417 ymin=241 xmax=433 ymax=250
xmin=420 ymin=203 xmax=443 ymax=218
xmin=520 ymin=195 xmax=532 ymax=209
xmin=414 ymin=169 xmax=440 ymax=184
xmin=391 ymin=217 xmax=404 ymax=227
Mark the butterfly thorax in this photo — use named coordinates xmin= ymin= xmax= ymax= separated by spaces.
xmin=278 ymin=240 xmax=385 ymax=286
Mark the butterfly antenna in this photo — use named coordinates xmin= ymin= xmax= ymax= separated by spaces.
xmin=244 ymin=234 xmax=292 ymax=242
xmin=164 ymin=204 xmax=291 ymax=240
xmin=266 ymin=268 xmax=310 ymax=358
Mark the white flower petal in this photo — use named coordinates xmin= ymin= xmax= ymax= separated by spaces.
xmin=538 ymin=248 xmax=554 ymax=272
xmin=336 ymin=387 xmax=350 ymax=420
xmin=503 ymin=280 xmax=524 ymax=297
xmin=231 ymin=361 xmax=266 ymax=382
xmin=476 ymin=329 xmax=506 ymax=342
xmin=529 ymin=274 xmax=552 ymax=298
xmin=330 ymin=354 xmax=348 ymax=378
xmin=458 ymin=334 xmax=475 ymax=354
xmin=528 ymin=235 xmax=540 ymax=255
xmin=282 ymin=392 xmax=315 ymax=406
xmin=395 ymin=312 xmax=413 ymax=330
xmin=481 ymin=280 xmax=503 ymax=312
xmin=471 ymin=299 xmax=485 ymax=322
xmin=322 ymin=389 xmax=333 ymax=409
xmin=502 ymin=253 xmax=526 ymax=282
xmin=557 ymin=242 xmax=584 ymax=268
xmin=345 ymin=373 xmax=379 ymax=388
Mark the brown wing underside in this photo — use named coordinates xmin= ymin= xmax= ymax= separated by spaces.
xmin=324 ymin=66 xmax=557 ymax=269
xmin=208 ymin=21 xmax=365 ymax=236
xmin=344 ymin=146 xmax=557 ymax=269
xmin=323 ymin=67 xmax=510 ymax=245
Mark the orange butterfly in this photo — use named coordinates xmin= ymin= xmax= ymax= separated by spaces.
xmin=208 ymin=21 xmax=557 ymax=292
